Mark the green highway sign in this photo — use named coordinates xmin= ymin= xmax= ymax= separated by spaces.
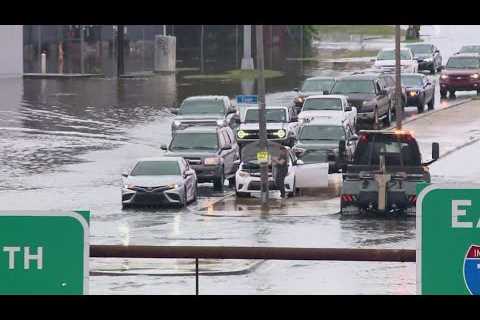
xmin=417 ymin=184 xmax=480 ymax=295
xmin=0 ymin=211 xmax=89 ymax=295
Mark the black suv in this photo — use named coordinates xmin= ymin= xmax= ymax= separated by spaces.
xmin=405 ymin=43 xmax=442 ymax=74
xmin=162 ymin=126 xmax=240 ymax=191
xmin=331 ymin=73 xmax=393 ymax=129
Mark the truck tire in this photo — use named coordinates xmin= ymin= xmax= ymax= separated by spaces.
xmin=340 ymin=200 xmax=360 ymax=215
xmin=213 ymin=168 xmax=224 ymax=191
xmin=440 ymin=88 xmax=448 ymax=99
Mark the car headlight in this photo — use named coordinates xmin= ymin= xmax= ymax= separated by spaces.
xmin=124 ymin=184 xmax=136 ymax=190
xmin=409 ymin=91 xmax=418 ymax=97
xmin=440 ymin=74 xmax=449 ymax=80
xmin=470 ymin=73 xmax=480 ymax=79
xmin=204 ymin=157 xmax=221 ymax=165
xmin=237 ymin=130 xmax=248 ymax=139
xmin=274 ymin=129 xmax=286 ymax=138
xmin=173 ymin=120 xmax=182 ymax=128
xmin=168 ymin=184 xmax=179 ymax=189
xmin=238 ymin=171 xmax=250 ymax=177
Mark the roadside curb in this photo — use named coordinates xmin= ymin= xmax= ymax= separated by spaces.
xmin=394 ymin=98 xmax=473 ymax=128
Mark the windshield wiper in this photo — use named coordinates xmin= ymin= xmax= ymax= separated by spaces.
xmin=194 ymin=146 xmax=216 ymax=150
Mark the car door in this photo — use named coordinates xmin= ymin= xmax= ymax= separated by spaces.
xmin=292 ymin=149 xmax=329 ymax=188
xmin=219 ymin=129 xmax=235 ymax=174
xmin=375 ymin=80 xmax=389 ymax=116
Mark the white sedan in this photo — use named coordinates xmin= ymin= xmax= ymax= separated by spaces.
xmin=235 ymin=147 xmax=328 ymax=198
xmin=298 ymin=95 xmax=357 ymax=130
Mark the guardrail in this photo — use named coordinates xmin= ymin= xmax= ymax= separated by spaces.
xmin=90 ymin=245 xmax=415 ymax=295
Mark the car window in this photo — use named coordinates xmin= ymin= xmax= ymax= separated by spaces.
xmin=401 ymin=75 xmax=423 ymax=87
xmin=446 ymin=57 xmax=480 ymax=69
xmin=377 ymin=49 xmax=412 ymax=60
xmin=179 ymin=99 xmax=225 ymax=115
xmin=331 ymin=80 xmax=376 ymax=94
xmin=459 ymin=46 xmax=480 ymax=54
xmin=130 ymin=161 xmax=181 ymax=176
xmin=302 ymin=98 xmax=343 ymax=111
xmin=406 ymin=44 xmax=433 ymax=55
xmin=245 ymin=109 xmax=287 ymax=123
xmin=354 ymin=134 xmax=421 ymax=166
xmin=299 ymin=125 xmax=346 ymax=141
xmin=170 ymin=132 xmax=219 ymax=151
xmin=301 ymin=79 xmax=335 ymax=92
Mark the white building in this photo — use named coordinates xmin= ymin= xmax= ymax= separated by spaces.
xmin=0 ymin=25 xmax=23 ymax=78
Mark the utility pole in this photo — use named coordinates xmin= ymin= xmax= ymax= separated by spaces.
xmin=163 ymin=25 xmax=167 ymax=36
xmin=200 ymin=25 xmax=205 ymax=73
xmin=395 ymin=25 xmax=403 ymax=130
xmin=256 ymin=25 xmax=269 ymax=207
xmin=241 ymin=25 xmax=254 ymax=70
xmin=117 ymin=25 xmax=125 ymax=78
xmin=80 ymin=25 xmax=85 ymax=74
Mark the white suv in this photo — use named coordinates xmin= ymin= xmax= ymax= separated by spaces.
xmin=373 ymin=48 xmax=418 ymax=73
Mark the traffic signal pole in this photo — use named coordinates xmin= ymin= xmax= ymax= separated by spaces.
xmin=255 ymin=25 xmax=269 ymax=208
xmin=395 ymin=25 xmax=403 ymax=129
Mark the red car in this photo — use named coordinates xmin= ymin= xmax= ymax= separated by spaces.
xmin=440 ymin=54 xmax=480 ymax=98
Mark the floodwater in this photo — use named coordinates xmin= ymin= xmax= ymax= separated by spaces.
xmin=1 ymin=25 xmax=480 ymax=294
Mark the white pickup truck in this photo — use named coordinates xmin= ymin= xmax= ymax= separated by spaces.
xmin=298 ymin=95 xmax=357 ymax=130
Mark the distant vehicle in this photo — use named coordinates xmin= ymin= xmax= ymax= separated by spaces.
xmin=162 ymin=126 xmax=240 ymax=191
xmin=298 ymin=95 xmax=357 ymax=130
xmin=121 ymin=157 xmax=198 ymax=209
xmin=340 ymin=130 xmax=439 ymax=215
xmin=293 ymin=77 xmax=336 ymax=112
xmin=171 ymin=96 xmax=238 ymax=131
xmin=456 ymin=45 xmax=480 ymax=55
xmin=236 ymin=106 xmax=298 ymax=147
xmin=293 ymin=120 xmax=357 ymax=173
xmin=401 ymin=73 xmax=435 ymax=112
xmin=373 ymin=48 xmax=418 ymax=73
xmin=439 ymin=54 xmax=480 ymax=98
xmin=331 ymin=73 xmax=393 ymax=129
xmin=234 ymin=143 xmax=328 ymax=198
xmin=405 ymin=43 xmax=442 ymax=74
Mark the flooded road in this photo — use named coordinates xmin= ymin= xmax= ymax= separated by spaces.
xmin=1 ymin=25 xmax=480 ymax=294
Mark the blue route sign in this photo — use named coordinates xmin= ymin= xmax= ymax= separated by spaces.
xmin=236 ymin=95 xmax=258 ymax=104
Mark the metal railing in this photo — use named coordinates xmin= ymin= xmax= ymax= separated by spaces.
xmin=90 ymin=245 xmax=415 ymax=295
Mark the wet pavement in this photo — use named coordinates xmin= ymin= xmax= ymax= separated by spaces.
xmin=1 ymin=25 xmax=480 ymax=294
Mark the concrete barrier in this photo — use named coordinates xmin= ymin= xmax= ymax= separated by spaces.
xmin=154 ymin=35 xmax=176 ymax=73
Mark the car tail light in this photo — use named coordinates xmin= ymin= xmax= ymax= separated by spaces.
xmin=440 ymin=74 xmax=449 ymax=80
xmin=341 ymin=194 xmax=356 ymax=203
xmin=408 ymin=195 xmax=417 ymax=205
xmin=470 ymin=73 xmax=480 ymax=79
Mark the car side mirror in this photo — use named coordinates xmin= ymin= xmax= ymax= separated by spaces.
xmin=432 ymin=142 xmax=439 ymax=160
xmin=293 ymin=147 xmax=305 ymax=157
xmin=122 ymin=172 xmax=128 ymax=178
xmin=345 ymin=105 xmax=352 ymax=112
xmin=323 ymin=90 xmax=330 ymax=95
xmin=170 ymin=109 xmax=178 ymax=115
xmin=160 ymin=144 xmax=168 ymax=151
xmin=435 ymin=50 xmax=440 ymax=54
xmin=293 ymin=88 xmax=299 ymax=92
xmin=295 ymin=159 xmax=304 ymax=166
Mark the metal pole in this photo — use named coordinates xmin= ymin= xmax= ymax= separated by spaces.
xmin=195 ymin=258 xmax=199 ymax=295
xmin=241 ymin=25 xmax=254 ymax=70
xmin=235 ymin=25 xmax=238 ymax=68
xmin=200 ymin=25 xmax=204 ymax=73
xmin=256 ymin=25 xmax=269 ymax=207
xmin=300 ymin=25 xmax=304 ymax=59
xmin=80 ymin=25 xmax=85 ymax=74
xmin=163 ymin=25 xmax=167 ymax=36
xmin=38 ymin=25 xmax=42 ymax=72
xmin=395 ymin=25 xmax=403 ymax=129
xmin=117 ymin=25 xmax=125 ymax=78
